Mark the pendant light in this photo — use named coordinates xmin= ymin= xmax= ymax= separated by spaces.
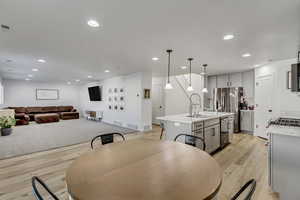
xmin=187 ymin=58 xmax=194 ymax=91
xmin=202 ymin=64 xmax=208 ymax=93
xmin=165 ymin=49 xmax=173 ymax=90
xmin=200 ymin=64 xmax=207 ymax=75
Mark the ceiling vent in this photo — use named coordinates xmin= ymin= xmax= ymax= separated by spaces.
xmin=1 ymin=24 xmax=10 ymax=31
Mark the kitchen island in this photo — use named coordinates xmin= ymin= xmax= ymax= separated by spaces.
xmin=157 ymin=112 xmax=234 ymax=154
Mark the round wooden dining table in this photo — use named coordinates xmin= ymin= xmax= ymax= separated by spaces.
xmin=66 ymin=139 xmax=222 ymax=200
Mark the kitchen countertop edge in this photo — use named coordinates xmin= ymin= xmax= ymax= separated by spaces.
xmin=157 ymin=112 xmax=235 ymax=124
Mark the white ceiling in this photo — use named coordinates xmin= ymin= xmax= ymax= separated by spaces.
xmin=0 ymin=0 xmax=299 ymax=83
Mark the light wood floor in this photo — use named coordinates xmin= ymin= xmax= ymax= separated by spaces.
xmin=0 ymin=126 xmax=279 ymax=200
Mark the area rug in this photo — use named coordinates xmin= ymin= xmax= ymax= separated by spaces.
xmin=0 ymin=118 xmax=136 ymax=159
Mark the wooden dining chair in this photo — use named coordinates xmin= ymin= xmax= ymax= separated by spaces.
xmin=32 ymin=176 xmax=60 ymax=200
xmin=231 ymin=179 xmax=256 ymax=200
xmin=91 ymin=132 xmax=125 ymax=149
xmin=174 ymin=134 xmax=206 ymax=151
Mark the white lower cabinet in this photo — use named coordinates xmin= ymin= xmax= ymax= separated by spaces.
xmin=268 ymin=131 xmax=300 ymax=200
xmin=204 ymin=124 xmax=220 ymax=154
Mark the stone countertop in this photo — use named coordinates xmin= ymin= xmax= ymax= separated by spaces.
xmin=157 ymin=112 xmax=235 ymax=124
xmin=267 ymin=126 xmax=300 ymax=137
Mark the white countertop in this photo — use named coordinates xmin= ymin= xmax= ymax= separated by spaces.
xmin=267 ymin=126 xmax=300 ymax=137
xmin=157 ymin=112 xmax=235 ymax=124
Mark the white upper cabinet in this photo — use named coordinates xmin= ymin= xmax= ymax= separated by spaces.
xmin=242 ymin=70 xmax=254 ymax=98
xmin=217 ymin=74 xmax=229 ymax=88
xmin=229 ymin=73 xmax=242 ymax=87
xmin=216 ymin=73 xmax=242 ymax=87
xmin=207 ymin=70 xmax=254 ymax=103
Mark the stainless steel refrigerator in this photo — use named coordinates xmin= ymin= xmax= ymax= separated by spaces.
xmin=213 ymin=87 xmax=244 ymax=133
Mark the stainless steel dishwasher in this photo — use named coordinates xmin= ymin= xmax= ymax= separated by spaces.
xmin=204 ymin=118 xmax=220 ymax=154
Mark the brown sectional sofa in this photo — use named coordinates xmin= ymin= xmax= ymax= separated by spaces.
xmin=9 ymin=106 xmax=79 ymax=126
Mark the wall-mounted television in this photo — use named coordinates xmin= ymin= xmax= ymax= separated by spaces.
xmin=88 ymin=86 xmax=102 ymax=101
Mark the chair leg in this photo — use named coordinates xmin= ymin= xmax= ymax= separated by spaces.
xmin=160 ymin=128 xmax=164 ymax=140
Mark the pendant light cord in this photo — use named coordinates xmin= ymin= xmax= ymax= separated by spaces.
xmin=188 ymin=58 xmax=193 ymax=86
xmin=298 ymin=50 xmax=300 ymax=63
xmin=166 ymin=49 xmax=172 ymax=83
xmin=203 ymin=64 xmax=208 ymax=88
xmin=189 ymin=60 xmax=192 ymax=86
xmin=168 ymin=51 xmax=170 ymax=83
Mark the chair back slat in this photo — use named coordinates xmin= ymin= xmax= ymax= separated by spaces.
xmin=100 ymin=134 xmax=114 ymax=145
xmin=91 ymin=132 xmax=125 ymax=149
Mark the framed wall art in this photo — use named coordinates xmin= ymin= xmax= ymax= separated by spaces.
xmin=143 ymin=89 xmax=151 ymax=99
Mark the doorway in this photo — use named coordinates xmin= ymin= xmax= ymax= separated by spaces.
xmin=255 ymin=74 xmax=274 ymax=138
xmin=152 ymin=83 xmax=165 ymax=125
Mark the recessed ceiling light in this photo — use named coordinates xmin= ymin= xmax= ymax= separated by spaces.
xmin=87 ymin=20 xmax=100 ymax=27
xmin=75 ymin=79 xmax=80 ymax=82
xmin=37 ymin=59 xmax=46 ymax=63
xmin=32 ymin=68 xmax=39 ymax=72
xmin=181 ymin=66 xmax=187 ymax=69
xmin=152 ymin=57 xmax=159 ymax=61
xmin=87 ymin=75 xmax=93 ymax=78
xmin=28 ymin=74 xmax=33 ymax=77
xmin=104 ymin=70 xmax=110 ymax=73
xmin=67 ymin=82 xmax=71 ymax=85
xmin=242 ymin=53 xmax=251 ymax=58
xmin=223 ymin=34 xmax=234 ymax=40
xmin=25 ymin=78 xmax=31 ymax=81
xmin=254 ymin=64 xmax=260 ymax=67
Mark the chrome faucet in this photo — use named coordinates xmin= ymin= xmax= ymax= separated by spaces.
xmin=189 ymin=93 xmax=202 ymax=117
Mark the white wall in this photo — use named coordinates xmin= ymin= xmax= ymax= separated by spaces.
xmin=0 ymin=74 xmax=4 ymax=106
xmin=164 ymin=73 xmax=204 ymax=115
xmin=80 ymin=72 xmax=152 ymax=131
xmin=3 ymin=79 xmax=82 ymax=112
xmin=255 ymin=58 xmax=300 ymax=118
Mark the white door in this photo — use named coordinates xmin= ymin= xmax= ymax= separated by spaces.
xmin=152 ymin=84 xmax=165 ymax=125
xmin=255 ymin=74 xmax=274 ymax=138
